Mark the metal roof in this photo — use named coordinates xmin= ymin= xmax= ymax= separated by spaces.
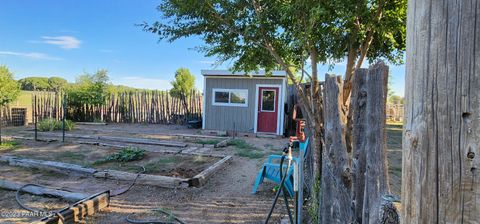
xmin=201 ymin=70 xmax=287 ymax=77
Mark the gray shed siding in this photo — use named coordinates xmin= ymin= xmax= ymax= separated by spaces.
xmin=204 ymin=77 xmax=284 ymax=133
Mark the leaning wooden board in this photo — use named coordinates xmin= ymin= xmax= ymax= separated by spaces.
xmin=34 ymin=191 xmax=110 ymax=224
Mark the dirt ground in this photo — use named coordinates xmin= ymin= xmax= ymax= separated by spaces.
xmin=1 ymin=124 xmax=291 ymax=223
xmin=1 ymin=140 xmax=220 ymax=178
xmin=0 ymin=123 xmax=403 ymax=223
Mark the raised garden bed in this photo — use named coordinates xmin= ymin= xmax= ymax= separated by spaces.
xmin=0 ymin=141 xmax=231 ymax=188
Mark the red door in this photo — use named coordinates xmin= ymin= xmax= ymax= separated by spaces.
xmin=257 ymin=87 xmax=279 ymax=133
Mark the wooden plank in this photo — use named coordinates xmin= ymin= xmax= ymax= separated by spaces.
xmin=93 ymin=170 xmax=189 ymax=188
xmin=0 ymin=156 xmax=96 ymax=175
xmin=97 ymin=136 xmax=187 ymax=147
xmin=191 ymin=155 xmax=232 ymax=187
xmin=173 ymin=133 xmax=228 ymax=140
xmin=0 ymin=179 xmax=87 ymax=202
xmin=75 ymin=122 xmax=108 ymax=125
xmin=402 ymin=0 xmax=480 ymax=223
xmin=35 ymin=191 xmax=110 ymax=224
xmin=74 ymin=141 xmax=183 ymax=154
xmin=25 ymin=132 xmax=188 ymax=147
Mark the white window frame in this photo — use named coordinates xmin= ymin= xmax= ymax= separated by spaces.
xmin=212 ymin=88 xmax=248 ymax=107
xmin=260 ymin=89 xmax=276 ymax=112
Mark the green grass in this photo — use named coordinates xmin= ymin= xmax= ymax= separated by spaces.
xmin=38 ymin=119 xmax=75 ymax=132
xmin=194 ymin=139 xmax=222 ymax=145
xmin=144 ymin=156 xmax=178 ymax=173
xmin=14 ymin=91 xmax=34 ymax=107
xmin=227 ymin=139 xmax=257 ymax=149
xmin=228 ymin=139 xmax=264 ymax=159
xmin=0 ymin=140 xmax=19 ymax=151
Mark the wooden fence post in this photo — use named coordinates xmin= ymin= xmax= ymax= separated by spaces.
xmin=321 ymin=75 xmax=353 ymax=223
xmin=351 ymin=68 xmax=368 ymax=223
xmin=362 ymin=62 xmax=395 ymax=223
xmin=402 ymin=0 xmax=479 ymax=223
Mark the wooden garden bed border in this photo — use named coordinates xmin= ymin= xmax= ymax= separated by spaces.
xmin=19 ymin=131 xmax=188 ymax=147
xmin=0 ymin=152 xmax=232 ymax=188
xmin=35 ymin=191 xmax=110 ymax=224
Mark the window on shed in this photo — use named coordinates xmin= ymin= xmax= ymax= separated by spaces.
xmin=212 ymin=89 xmax=248 ymax=107
xmin=261 ymin=90 xmax=276 ymax=112
xmin=214 ymin=91 xmax=229 ymax=103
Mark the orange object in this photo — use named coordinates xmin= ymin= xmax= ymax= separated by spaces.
xmin=289 ymin=119 xmax=306 ymax=143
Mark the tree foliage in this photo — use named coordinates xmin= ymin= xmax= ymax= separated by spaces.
xmin=170 ymin=68 xmax=195 ymax=98
xmin=18 ymin=76 xmax=68 ymax=91
xmin=18 ymin=77 xmax=50 ymax=91
xmin=67 ymin=70 xmax=110 ymax=107
xmin=170 ymin=68 xmax=195 ymax=116
xmin=0 ymin=65 xmax=20 ymax=107
xmin=48 ymin=77 xmax=68 ymax=91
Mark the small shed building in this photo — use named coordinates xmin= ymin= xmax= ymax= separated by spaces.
xmin=202 ymin=70 xmax=287 ymax=135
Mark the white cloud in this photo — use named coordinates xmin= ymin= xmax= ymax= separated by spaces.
xmin=0 ymin=51 xmax=61 ymax=60
xmin=42 ymin=36 xmax=81 ymax=49
xmin=113 ymin=76 xmax=172 ymax=90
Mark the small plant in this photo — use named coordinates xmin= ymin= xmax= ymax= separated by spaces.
xmin=93 ymin=147 xmax=146 ymax=165
xmin=0 ymin=140 xmax=19 ymax=151
xmin=37 ymin=119 xmax=75 ymax=131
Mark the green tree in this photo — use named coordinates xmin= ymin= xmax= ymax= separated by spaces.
xmin=142 ymin=1 xmax=406 ymax=221
xmin=18 ymin=77 xmax=50 ymax=91
xmin=0 ymin=65 xmax=20 ymax=143
xmin=67 ymin=70 xmax=110 ymax=121
xmin=48 ymin=77 xmax=68 ymax=92
xmin=170 ymin=68 xmax=195 ymax=116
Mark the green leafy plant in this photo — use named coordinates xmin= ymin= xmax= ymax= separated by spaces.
xmin=37 ymin=119 xmax=75 ymax=132
xmin=94 ymin=147 xmax=146 ymax=165
xmin=0 ymin=140 xmax=19 ymax=151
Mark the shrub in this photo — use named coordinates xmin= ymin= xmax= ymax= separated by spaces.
xmin=94 ymin=147 xmax=146 ymax=165
xmin=37 ymin=119 xmax=75 ymax=132
xmin=0 ymin=140 xmax=19 ymax=151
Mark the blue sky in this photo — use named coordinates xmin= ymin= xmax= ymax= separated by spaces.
xmin=0 ymin=0 xmax=405 ymax=96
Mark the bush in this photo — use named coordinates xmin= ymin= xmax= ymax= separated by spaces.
xmin=0 ymin=140 xmax=19 ymax=151
xmin=37 ymin=119 xmax=75 ymax=132
xmin=94 ymin=147 xmax=146 ymax=165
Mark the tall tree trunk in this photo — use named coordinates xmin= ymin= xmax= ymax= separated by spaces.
xmin=402 ymin=0 xmax=480 ymax=223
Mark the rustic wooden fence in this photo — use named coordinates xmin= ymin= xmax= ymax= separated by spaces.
xmin=386 ymin=104 xmax=404 ymax=122
xmin=32 ymin=90 xmax=202 ymax=124
xmin=319 ymin=62 xmax=398 ymax=223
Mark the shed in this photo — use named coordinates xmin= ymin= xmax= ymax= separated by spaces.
xmin=202 ymin=70 xmax=287 ymax=135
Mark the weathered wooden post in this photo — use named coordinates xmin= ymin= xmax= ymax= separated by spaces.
xmin=402 ymin=0 xmax=480 ymax=223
